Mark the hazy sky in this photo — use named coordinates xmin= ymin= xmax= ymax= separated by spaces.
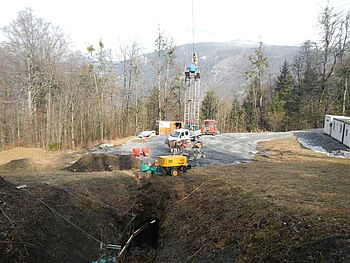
xmin=1 ymin=0 xmax=350 ymax=52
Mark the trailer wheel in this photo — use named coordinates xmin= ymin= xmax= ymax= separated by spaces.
xmin=183 ymin=164 xmax=191 ymax=173
xmin=171 ymin=168 xmax=179 ymax=177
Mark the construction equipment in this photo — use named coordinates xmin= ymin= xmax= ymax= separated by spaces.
xmin=183 ymin=0 xmax=202 ymax=135
xmin=165 ymin=128 xmax=203 ymax=153
xmin=157 ymin=155 xmax=191 ymax=176
xmin=184 ymin=53 xmax=201 ymax=134
xmin=201 ymin=120 xmax=219 ymax=135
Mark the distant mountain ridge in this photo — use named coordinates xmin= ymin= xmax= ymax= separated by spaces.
xmin=173 ymin=41 xmax=301 ymax=99
xmin=119 ymin=40 xmax=301 ymax=100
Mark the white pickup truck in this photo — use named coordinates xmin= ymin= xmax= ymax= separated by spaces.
xmin=165 ymin=128 xmax=202 ymax=153
xmin=168 ymin=128 xmax=201 ymax=141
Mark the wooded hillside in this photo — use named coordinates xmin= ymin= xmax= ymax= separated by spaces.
xmin=0 ymin=6 xmax=349 ymax=149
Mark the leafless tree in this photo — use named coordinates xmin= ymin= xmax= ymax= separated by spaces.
xmin=317 ymin=6 xmax=349 ymax=112
xmin=1 ymin=8 xmax=68 ymax=147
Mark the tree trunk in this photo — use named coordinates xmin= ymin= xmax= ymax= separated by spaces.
xmin=27 ymin=88 xmax=32 ymax=144
xmin=46 ymin=89 xmax=51 ymax=146
xmin=135 ymin=82 xmax=138 ymax=134
xmin=343 ymin=75 xmax=348 ymax=115
xmin=71 ymin=101 xmax=75 ymax=149
xmin=100 ymin=88 xmax=104 ymax=142
xmin=157 ymin=59 xmax=162 ymax=121
xmin=163 ymin=60 xmax=170 ymax=119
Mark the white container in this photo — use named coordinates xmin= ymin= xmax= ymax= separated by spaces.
xmin=324 ymin=115 xmax=346 ymax=135
xmin=343 ymin=122 xmax=350 ymax=148
xmin=331 ymin=117 xmax=350 ymax=143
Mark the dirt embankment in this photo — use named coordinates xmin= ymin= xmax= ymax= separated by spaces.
xmin=156 ymin=138 xmax=350 ymax=262
xmin=0 ymin=137 xmax=349 ymax=262
xmin=0 ymin=176 xmax=129 ymax=262
xmin=0 ymin=174 xmax=174 ymax=262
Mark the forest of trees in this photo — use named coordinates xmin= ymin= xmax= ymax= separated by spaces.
xmin=205 ymin=6 xmax=350 ymax=133
xmin=0 ymin=9 xmax=181 ymax=149
xmin=0 ymin=6 xmax=349 ymax=150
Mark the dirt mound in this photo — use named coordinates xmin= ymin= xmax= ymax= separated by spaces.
xmin=66 ymin=153 xmax=141 ymax=172
xmin=0 ymin=158 xmax=35 ymax=171
xmin=0 ymin=147 xmax=69 ymax=170
xmin=0 ymin=147 xmax=47 ymax=165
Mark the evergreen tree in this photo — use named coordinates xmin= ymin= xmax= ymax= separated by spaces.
xmin=200 ymin=91 xmax=219 ymax=120
xmin=227 ymin=98 xmax=249 ymax=132
xmin=146 ymin=87 xmax=161 ymax=131
xmin=227 ymin=99 xmax=242 ymax=132
xmin=276 ymin=61 xmax=294 ymax=102
xmin=267 ymin=96 xmax=285 ymax=131
xmin=273 ymin=61 xmax=295 ymax=130
xmin=289 ymin=41 xmax=320 ymax=129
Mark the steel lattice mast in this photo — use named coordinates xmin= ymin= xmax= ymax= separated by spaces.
xmin=184 ymin=0 xmax=201 ymax=131
xmin=184 ymin=54 xmax=201 ymax=130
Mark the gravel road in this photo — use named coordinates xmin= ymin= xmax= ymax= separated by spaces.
xmin=93 ymin=132 xmax=292 ymax=165
xmin=92 ymin=129 xmax=349 ymax=166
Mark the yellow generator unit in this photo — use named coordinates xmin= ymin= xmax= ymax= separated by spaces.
xmin=157 ymin=155 xmax=191 ymax=176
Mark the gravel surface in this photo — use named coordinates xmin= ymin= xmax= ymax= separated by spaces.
xmin=196 ymin=132 xmax=293 ymax=165
xmin=293 ymin=129 xmax=349 ymax=156
xmin=92 ymin=132 xmax=293 ymax=165
xmin=91 ymin=129 xmax=349 ymax=166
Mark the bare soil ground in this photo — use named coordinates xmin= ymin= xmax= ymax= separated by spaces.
xmin=0 ymin=147 xmax=68 ymax=170
xmin=0 ymin=137 xmax=349 ymax=262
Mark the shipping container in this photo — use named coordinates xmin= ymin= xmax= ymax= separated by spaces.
xmin=343 ymin=121 xmax=350 ymax=148
xmin=324 ymin=115 xmax=346 ymax=136
xmin=331 ymin=117 xmax=350 ymax=143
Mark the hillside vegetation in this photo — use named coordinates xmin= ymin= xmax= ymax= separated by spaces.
xmin=1 ymin=6 xmax=349 ymax=150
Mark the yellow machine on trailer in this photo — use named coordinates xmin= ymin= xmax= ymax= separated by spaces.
xmin=157 ymin=155 xmax=191 ymax=176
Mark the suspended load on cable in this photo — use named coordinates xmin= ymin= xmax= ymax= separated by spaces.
xmin=185 ymin=53 xmax=200 ymax=81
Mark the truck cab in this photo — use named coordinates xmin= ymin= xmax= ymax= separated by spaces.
xmin=165 ymin=128 xmax=192 ymax=153
xmin=168 ymin=128 xmax=191 ymax=142
xmin=165 ymin=128 xmax=202 ymax=153
xmin=201 ymin=120 xmax=218 ymax=135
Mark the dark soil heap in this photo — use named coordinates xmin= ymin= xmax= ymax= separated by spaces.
xmin=0 ymin=158 xmax=33 ymax=171
xmin=66 ymin=153 xmax=141 ymax=172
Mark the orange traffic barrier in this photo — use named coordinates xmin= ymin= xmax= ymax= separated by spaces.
xmin=132 ymin=148 xmax=140 ymax=156
xmin=142 ymin=147 xmax=150 ymax=157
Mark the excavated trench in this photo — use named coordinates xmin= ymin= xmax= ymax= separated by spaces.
xmin=132 ymin=218 xmax=160 ymax=249
xmin=117 ymin=216 xmax=161 ymax=262
xmin=120 ymin=180 xmax=170 ymax=262
xmin=0 ymin=174 xmax=169 ymax=263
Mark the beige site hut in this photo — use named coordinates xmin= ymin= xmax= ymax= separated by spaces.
xmin=158 ymin=121 xmax=183 ymax=135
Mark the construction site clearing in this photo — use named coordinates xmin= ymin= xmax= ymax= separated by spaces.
xmin=0 ymin=131 xmax=350 ymax=262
